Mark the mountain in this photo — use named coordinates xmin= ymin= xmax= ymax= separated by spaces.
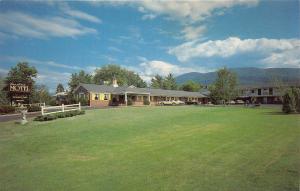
xmin=175 ymin=68 xmax=300 ymax=86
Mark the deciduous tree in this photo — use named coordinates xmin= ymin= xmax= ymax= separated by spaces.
xmin=209 ymin=67 xmax=238 ymax=104
xmin=68 ymin=70 xmax=92 ymax=92
xmin=180 ymin=80 xmax=202 ymax=92
xmin=93 ymin=64 xmax=146 ymax=88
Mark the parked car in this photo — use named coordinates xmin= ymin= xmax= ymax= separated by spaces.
xmin=158 ymin=100 xmax=173 ymax=105
xmin=159 ymin=100 xmax=185 ymax=105
xmin=185 ymin=101 xmax=198 ymax=105
xmin=235 ymin=100 xmax=245 ymax=104
xmin=226 ymin=100 xmax=236 ymax=105
xmin=173 ymin=100 xmax=185 ymax=105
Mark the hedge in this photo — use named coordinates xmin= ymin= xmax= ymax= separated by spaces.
xmin=0 ymin=105 xmax=15 ymax=114
xmin=34 ymin=110 xmax=85 ymax=121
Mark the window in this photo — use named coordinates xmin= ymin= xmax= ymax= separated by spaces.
xmin=104 ymin=94 xmax=109 ymax=100
xmin=269 ymin=88 xmax=273 ymax=95
xmin=79 ymin=93 xmax=85 ymax=98
xmin=258 ymin=89 xmax=261 ymax=95
xmin=251 ymin=90 xmax=255 ymax=94
xmin=94 ymin=94 xmax=99 ymax=100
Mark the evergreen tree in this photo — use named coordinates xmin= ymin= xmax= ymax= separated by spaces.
xmin=56 ymin=83 xmax=64 ymax=93
xmin=282 ymin=88 xmax=296 ymax=113
xmin=293 ymin=88 xmax=300 ymax=113
xmin=4 ymin=62 xmax=37 ymax=102
xmin=151 ymin=75 xmax=164 ymax=89
xmin=163 ymin=73 xmax=177 ymax=90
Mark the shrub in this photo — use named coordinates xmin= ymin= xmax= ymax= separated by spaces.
xmin=34 ymin=114 xmax=57 ymax=121
xmin=143 ymin=99 xmax=150 ymax=105
xmin=0 ymin=105 xmax=15 ymax=114
xmin=55 ymin=112 xmax=66 ymax=118
xmin=282 ymin=88 xmax=296 ymax=114
xmin=27 ymin=105 xmax=41 ymax=112
xmin=78 ymin=97 xmax=89 ymax=106
xmin=34 ymin=109 xmax=85 ymax=122
xmin=78 ymin=110 xmax=85 ymax=115
xmin=292 ymin=88 xmax=300 ymax=113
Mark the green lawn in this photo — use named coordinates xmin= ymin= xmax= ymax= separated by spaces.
xmin=0 ymin=106 xmax=299 ymax=191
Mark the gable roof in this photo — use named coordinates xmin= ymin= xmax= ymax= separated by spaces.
xmin=75 ymin=83 xmax=206 ymax=98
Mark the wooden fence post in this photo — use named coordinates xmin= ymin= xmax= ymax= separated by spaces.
xmin=62 ymin=104 xmax=65 ymax=112
xmin=79 ymin=102 xmax=81 ymax=111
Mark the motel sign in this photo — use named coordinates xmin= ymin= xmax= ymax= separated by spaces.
xmin=9 ymin=83 xmax=30 ymax=93
xmin=9 ymin=83 xmax=31 ymax=105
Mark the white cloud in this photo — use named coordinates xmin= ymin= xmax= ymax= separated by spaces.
xmin=108 ymin=46 xmax=123 ymax=53
xmin=60 ymin=3 xmax=102 ymax=23
xmin=137 ymin=0 xmax=259 ymax=23
xmin=260 ymin=48 xmax=300 ymax=68
xmin=0 ymin=11 xmax=97 ymax=39
xmin=37 ymin=71 xmax=71 ymax=92
xmin=181 ymin=26 xmax=206 ymax=40
xmin=142 ymin=13 xmax=157 ymax=20
xmin=135 ymin=60 xmax=209 ymax=82
xmin=0 ymin=56 xmax=83 ymax=70
xmin=169 ymin=37 xmax=300 ymax=66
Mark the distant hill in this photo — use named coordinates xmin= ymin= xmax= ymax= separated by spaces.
xmin=176 ymin=68 xmax=300 ymax=86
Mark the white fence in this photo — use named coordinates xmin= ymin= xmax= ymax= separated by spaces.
xmin=41 ymin=103 xmax=81 ymax=116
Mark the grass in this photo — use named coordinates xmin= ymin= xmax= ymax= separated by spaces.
xmin=0 ymin=106 xmax=299 ymax=191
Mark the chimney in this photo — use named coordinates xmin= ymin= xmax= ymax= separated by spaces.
xmin=112 ymin=75 xmax=118 ymax=87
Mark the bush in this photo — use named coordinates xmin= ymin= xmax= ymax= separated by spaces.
xmin=27 ymin=105 xmax=41 ymax=112
xmin=34 ymin=114 xmax=57 ymax=121
xmin=34 ymin=109 xmax=85 ymax=121
xmin=293 ymin=88 xmax=300 ymax=113
xmin=143 ymin=99 xmax=150 ymax=105
xmin=0 ymin=105 xmax=15 ymax=114
xmin=282 ymin=88 xmax=296 ymax=114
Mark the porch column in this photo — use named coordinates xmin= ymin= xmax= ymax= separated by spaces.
xmin=148 ymin=94 xmax=151 ymax=105
xmin=125 ymin=92 xmax=128 ymax=106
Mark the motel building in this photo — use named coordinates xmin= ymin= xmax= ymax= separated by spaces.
xmin=74 ymin=79 xmax=207 ymax=107
xmin=237 ymin=83 xmax=300 ymax=104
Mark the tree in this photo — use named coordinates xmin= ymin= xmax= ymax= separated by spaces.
xmin=0 ymin=77 xmax=9 ymax=105
xmin=209 ymin=68 xmax=238 ymax=104
xmin=293 ymin=88 xmax=300 ymax=113
xmin=68 ymin=70 xmax=92 ymax=92
xmin=93 ymin=64 xmax=146 ymax=88
xmin=282 ymin=87 xmax=300 ymax=114
xmin=31 ymin=84 xmax=52 ymax=104
xmin=163 ymin=73 xmax=177 ymax=90
xmin=282 ymin=88 xmax=296 ymax=113
xmin=151 ymin=75 xmax=164 ymax=89
xmin=4 ymin=62 xmax=38 ymax=102
xmin=56 ymin=83 xmax=64 ymax=93
xmin=180 ymin=80 xmax=202 ymax=92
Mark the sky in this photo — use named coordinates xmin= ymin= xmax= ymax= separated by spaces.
xmin=0 ymin=0 xmax=299 ymax=92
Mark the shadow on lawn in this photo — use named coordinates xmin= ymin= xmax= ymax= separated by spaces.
xmin=263 ymin=111 xmax=299 ymax=116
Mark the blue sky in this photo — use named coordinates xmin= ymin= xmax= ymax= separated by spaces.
xmin=0 ymin=0 xmax=299 ymax=91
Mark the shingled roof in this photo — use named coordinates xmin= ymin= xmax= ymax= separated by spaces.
xmin=75 ymin=83 xmax=206 ymax=98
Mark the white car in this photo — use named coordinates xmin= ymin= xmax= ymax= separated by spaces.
xmin=173 ymin=100 xmax=185 ymax=105
xmin=235 ymin=100 xmax=245 ymax=104
xmin=159 ymin=100 xmax=185 ymax=105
